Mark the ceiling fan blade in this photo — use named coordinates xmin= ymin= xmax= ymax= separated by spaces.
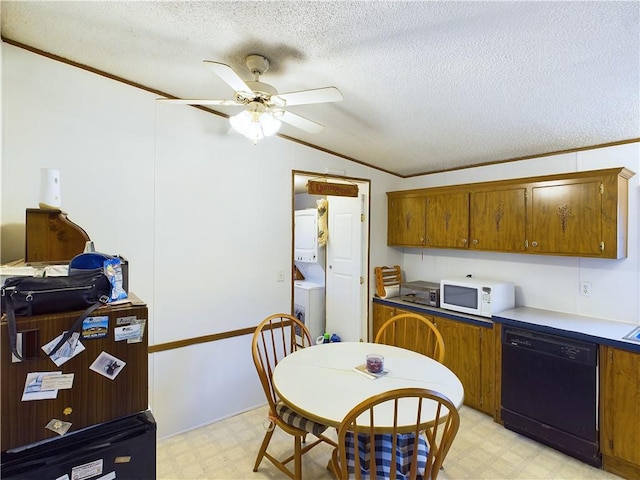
xmin=203 ymin=60 xmax=252 ymax=94
xmin=279 ymin=111 xmax=325 ymax=133
xmin=272 ymin=87 xmax=343 ymax=106
xmin=157 ymin=98 xmax=241 ymax=106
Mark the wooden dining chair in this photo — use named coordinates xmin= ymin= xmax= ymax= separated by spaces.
xmin=329 ymin=387 xmax=460 ymax=480
xmin=251 ymin=313 xmax=336 ymax=479
xmin=375 ymin=312 xmax=445 ymax=363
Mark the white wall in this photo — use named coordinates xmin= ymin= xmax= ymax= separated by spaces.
xmin=399 ymin=145 xmax=640 ymax=324
xmin=1 ymin=43 xmax=401 ymax=439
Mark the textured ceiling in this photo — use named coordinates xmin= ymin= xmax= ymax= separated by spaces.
xmin=2 ymin=1 xmax=638 ymax=176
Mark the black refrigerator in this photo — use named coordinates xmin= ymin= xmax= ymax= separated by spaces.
xmin=1 ymin=302 xmax=150 ymax=450
xmin=1 ymin=410 xmax=156 ymax=480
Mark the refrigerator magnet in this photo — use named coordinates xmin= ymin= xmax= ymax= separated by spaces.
xmin=89 ymin=352 xmax=126 ymax=380
xmin=45 ymin=418 xmax=72 ymax=436
xmin=81 ymin=316 xmax=109 ymax=340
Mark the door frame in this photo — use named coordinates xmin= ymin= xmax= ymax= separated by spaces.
xmin=291 ymin=170 xmax=371 ymax=341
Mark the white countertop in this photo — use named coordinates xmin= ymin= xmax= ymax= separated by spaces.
xmin=495 ymin=306 xmax=640 ymax=349
xmin=374 ymin=297 xmax=640 ymax=352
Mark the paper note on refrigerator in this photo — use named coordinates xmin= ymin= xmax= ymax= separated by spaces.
xmin=41 ymin=373 xmax=74 ymax=391
xmin=42 ymin=332 xmax=85 ymax=366
xmin=114 ymin=324 xmax=141 ymax=341
xmin=21 ymin=371 xmax=62 ymax=401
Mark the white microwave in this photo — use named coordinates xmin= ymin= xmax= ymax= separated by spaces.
xmin=440 ymin=278 xmax=515 ymax=318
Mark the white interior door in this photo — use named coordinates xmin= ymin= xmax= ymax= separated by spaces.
xmin=325 ymin=194 xmax=365 ymax=342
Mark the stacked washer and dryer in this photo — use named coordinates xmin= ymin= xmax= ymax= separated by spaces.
xmin=293 ymin=208 xmax=326 ymax=343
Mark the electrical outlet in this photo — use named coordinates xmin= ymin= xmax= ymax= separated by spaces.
xmin=580 ymin=282 xmax=592 ymax=297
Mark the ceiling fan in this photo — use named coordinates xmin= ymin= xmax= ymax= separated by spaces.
xmin=158 ymin=54 xmax=343 ymax=142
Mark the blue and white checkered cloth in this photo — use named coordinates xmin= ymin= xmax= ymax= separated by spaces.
xmin=344 ymin=431 xmax=428 ymax=479
xmin=275 ymin=402 xmax=328 ymax=436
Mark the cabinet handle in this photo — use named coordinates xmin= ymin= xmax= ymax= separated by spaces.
xmin=531 ymin=241 xmax=538 ymax=247
xmin=473 ymin=239 xmax=479 ymax=245
xmin=462 ymin=238 xmax=467 ymax=244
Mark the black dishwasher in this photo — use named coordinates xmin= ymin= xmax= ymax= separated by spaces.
xmin=501 ymin=326 xmax=601 ymax=467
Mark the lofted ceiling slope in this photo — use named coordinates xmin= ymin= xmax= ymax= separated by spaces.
xmin=2 ymin=1 xmax=638 ymax=177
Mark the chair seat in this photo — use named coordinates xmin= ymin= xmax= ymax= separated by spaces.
xmin=344 ymin=432 xmax=428 ymax=480
xmin=276 ymin=402 xmax=328 ymax=436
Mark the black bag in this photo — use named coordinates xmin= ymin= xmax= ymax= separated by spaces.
xmin=1 ymin=271 xmax=112 ymax=361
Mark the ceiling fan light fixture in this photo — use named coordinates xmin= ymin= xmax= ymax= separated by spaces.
xmin=162 ymin=56 xmax=342 ymax=138
xmin=229 ymin=109 xmax=252 ymax=133
xmin=230 ymin=103 xmax=281 ymax=144
xmin=259 ymin=112 xmax=281 ymax=136
xmin=245 ymin=120 xmax=265 ymax=143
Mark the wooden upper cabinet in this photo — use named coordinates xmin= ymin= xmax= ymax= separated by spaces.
xmin=470 ymin=188 xmax=527 ymax=252
xmin=387 ymin=193 xmax=425 ymax=246
xmin=528 ymin=168 xmax=633 ymax=258
xmin=529 ymin=180 xmax=601 ymax=256
xmin=386 ymin=167 xmax=634 ymax=258
xmin=425 ymin=192 xmax=469 ymax=248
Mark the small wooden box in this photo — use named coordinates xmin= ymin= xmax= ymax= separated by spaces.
xmin=25 ymin=209 xmax=90 ymax=264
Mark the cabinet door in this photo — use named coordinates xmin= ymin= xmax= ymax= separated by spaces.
xmin=529 ymin=179 xmax=602 ymax=256
xmin=470 ymin=188 xmax=526 ymax=252
xmin=371 ymin=303 xmax=397 ymax=341
xmin=600 ymin=346 xmax=640 ymax=473
xmin=387 ymin=195 xmax=425 ymax=246
xmin=425 ymin=192 xmax=469 ymax=248
xmin=431 ymin=315 xmax=485 ymax=412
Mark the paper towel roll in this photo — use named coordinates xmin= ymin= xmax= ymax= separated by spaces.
xmin=39 ymin=168 xmax=62 ymax=209
xmin=379 ymin=284 xmax=400 ymax=299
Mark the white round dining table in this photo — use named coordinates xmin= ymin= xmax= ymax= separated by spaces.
xmin=272 ymin=342 xmax=464 ymax=428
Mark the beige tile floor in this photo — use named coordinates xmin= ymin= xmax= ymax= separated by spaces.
xmin=157 ymin=405 xmax=621 ymax=479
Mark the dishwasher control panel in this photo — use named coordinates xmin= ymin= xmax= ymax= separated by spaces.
xmin=503 ymin=327 xmax=597 ymax=365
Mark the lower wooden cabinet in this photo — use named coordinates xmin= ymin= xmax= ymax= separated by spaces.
xmin=372 ymin=302 xmax=494 ymax=416
xmin=371 ymin=302 xmax=399 ymax=339
xmin=600 ymin=346 xmax=640 ymax=479
xmin=431 ymin=315 xmax=494 ymax=415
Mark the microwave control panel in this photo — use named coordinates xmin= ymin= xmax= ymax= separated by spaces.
xmin=480 ymin=287 xmax=492 ymax=315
